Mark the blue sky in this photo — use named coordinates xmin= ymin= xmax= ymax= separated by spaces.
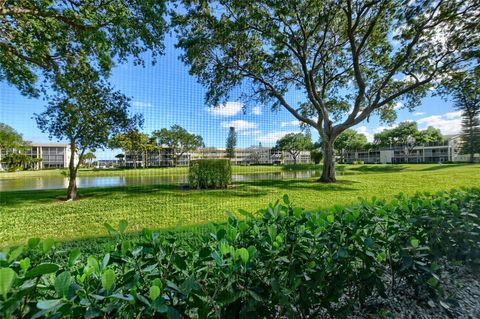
xmin=0 ymin=35 xmax=461 ymax=159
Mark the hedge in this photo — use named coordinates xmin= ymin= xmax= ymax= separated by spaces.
xmin=188 ymin=159 xmax=232 ymax=189
xmin=0 ymin=188 xmax=479 ymax=318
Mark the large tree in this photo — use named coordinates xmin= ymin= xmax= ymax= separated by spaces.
xmin=152 ymin=125 xmax=204 ymax=167
xmin=0 ymin=0 xmax=167 ymax=96
xmin=374 ymin=122 xmax=443 ymax=158
xmin=35 ymin=68 xmax=142 ymax=200
xmin=444 ymin=70 xmax=480 ymax=162
xmin=274 ymin=133 xmax=312 ymax=165
xmin=110 ymin=131 xmax=156 ymax=168
xmin=334 ymin=129 xmax=367 ymax=163
xmin=173 ymin=0 xmax=478 ymax=182
xmin=0 ymin=123 xmax=30 ymax=170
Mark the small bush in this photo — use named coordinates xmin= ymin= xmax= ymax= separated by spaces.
xmin=0 ymin=189 xmax=479 ymax=318
xmin=188 ymin=159 xmax=232 ymax=189
xmin=352 ymin=160 xmax=365 ymax=165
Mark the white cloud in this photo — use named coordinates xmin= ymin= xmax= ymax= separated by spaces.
xmin=355 ymin=126 xmax=374 ymax=142
xmin=413 ymin=112 xmax=425 ymax=116
xmin=256 ymin=131 xmax=299 ymax=143
xmin=417 ymin=111 xmax=462 ymax=135
xmin=240 ymin=130 xmax=262 ymax=136
xmin=280 ymin=120 xmax=302 ymax=127
xmin=252 ymin=106 xmax=262 ymax=116
xmin=207 ymin=101 xmax=243 ymax=117
xmin=221 ymin=120 xmax=258 ymax=131
xmin=394 ymin=102 xmax=403 ymax=110
xmin=132 ymin=101 xmax=153 ymax=107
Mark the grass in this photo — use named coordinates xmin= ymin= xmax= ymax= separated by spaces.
xmin=1 ymin=163 xmax=479 ymax=246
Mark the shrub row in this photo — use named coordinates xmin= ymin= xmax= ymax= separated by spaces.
xmin=0 ymin=188 xmax=479 ymax=318
xmin=188 ymin=159 xmax=232 ymax=189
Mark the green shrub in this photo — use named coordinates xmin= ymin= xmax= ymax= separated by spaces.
xmin=352 ymin=160 xmax=365 ymax=165
xmin=0 ymin=189 xmax=479 ymax=318
xmin=188 ymin=159 xmax=232 ymax=189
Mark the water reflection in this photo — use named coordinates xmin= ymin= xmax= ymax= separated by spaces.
xmin=0 ymin=170 xmax=323 ymax=192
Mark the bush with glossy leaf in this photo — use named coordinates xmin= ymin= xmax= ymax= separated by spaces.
xmin=0 ymin=189 xmax=479 ymax=318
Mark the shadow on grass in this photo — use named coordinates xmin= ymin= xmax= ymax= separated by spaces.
xmin=0 ymin=178 xmax=359 ymax=207
xmin=420 ymin=164 xmax=469 ymax=171
xmin=346 ymin=165 xmax=407 ymax=173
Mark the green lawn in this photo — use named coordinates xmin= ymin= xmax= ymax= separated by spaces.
xmin=0 ymin=163 xmax=479 ymax=246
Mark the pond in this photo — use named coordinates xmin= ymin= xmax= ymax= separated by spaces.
xmin=0 ymin=170 xmax=324 ymax=192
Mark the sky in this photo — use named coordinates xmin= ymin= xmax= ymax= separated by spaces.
xmin=0 ymin=35 xmax=462 ymax=160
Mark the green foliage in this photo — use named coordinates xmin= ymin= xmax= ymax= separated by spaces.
xmin=374 ymin=122 xmax=443 ymax=153
xmin=34 ymin=66 xmax=142 ymax=199
xmin=173 ymin=0 xmax=476 ymax=181
xmin=0 ymin=0 xmax=167 ymax=96
xmin=0 ymin=189 xmax=479 ymax=318
xmin=152 ymin=125 xmax=204 ymax=167
xmin=188 ymin=159 xmax=232 ymax=189
xmin=110 ymin=130 xmax=156 ymax=168
xmin=0 ymin=153 xmax=40 ymax=172
xmin=274 ymin=133 xmax=312 ymax=164
xmin=352 ymin=160 xmax=365 ymax=165
xmin=441 ymin=69 xmax=480 ymax=161
xmin=226 ymin=126 xmax=237 ymax=159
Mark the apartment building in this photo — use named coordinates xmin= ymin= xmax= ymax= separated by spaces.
xmin=0 ymin=143 xmax=77 ymax=170
xmin=343 ymin=134 xmax=477 ymax=164
xmin=124 ymin=146 xmax=312 ymax=167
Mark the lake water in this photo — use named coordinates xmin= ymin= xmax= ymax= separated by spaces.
xmin=0 ymin=170 xmax=322 ymax=192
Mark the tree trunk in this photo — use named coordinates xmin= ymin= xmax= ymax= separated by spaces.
xmin=319 ymin=140 xmax=336 ymax=183
xmin=67 ymin=143 xmax=78 ymax=200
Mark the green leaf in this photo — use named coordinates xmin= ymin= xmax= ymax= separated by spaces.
xmin=42 ymin=238 xmax=55 ymax=253
xmin=87 ymin=256 xmax=100 ymax=274
xmin=37 ymin=299 xmax=62 ymax=310
xmin=55 ymin=271 xmax=72 ymax=298
xmin=103 ymin=222 xmax=116 ymax=234
xmin=237 ymin=209 xmax=255 ymax=219
xmin=20 ymin=258 xmax=31 ymax=273
xmin=101 ymin=269 xmax=115 ymax=292
xmin=25 ymin=263 xmax=59 ymax=279
xmin=118 ymin=219 xmax=128 ymax=234
xmin=327 ymin=215 xmax=335 ymax=223
xmin=149 ymin=285 xmax=160 ymax=300
xmin=8 ymin=246 xmax=23 ymax=263
xmin=235 ymin=248 xmax=249 ymax=264
xmin=283 ymin=194 xmax=290 ymax=204
xmin=0 ymin=268 xmax=16 ymax=300
xmin=27 ymin=238 xmax=41 ymax=249
xmin=410 ymin=238 xmax=419 ymax=249
xmin=68 ymin=249 xmax=81 ymax=267
xmin=152 ymin=278 xmax=163 ymax=289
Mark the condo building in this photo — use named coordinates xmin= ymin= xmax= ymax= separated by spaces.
xmin=343 ymin=135 xmax=479 ymax=164
xmin=0 ymin=143 xmax=78 ymax=171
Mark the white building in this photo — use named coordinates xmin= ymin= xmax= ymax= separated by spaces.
xmin=0 ymin=143 xmax=78 ymax=170
xmin=124 ymin=146 xmax=312 ymax=167
xmin=344 ymin=135 xmax=479 ymax=164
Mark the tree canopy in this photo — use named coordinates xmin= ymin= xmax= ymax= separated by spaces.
xmin=334 ymin=129 xmax=367 ymax=163
xmin=374 ymin=122 xmax=443 ymax=155
xmin=274 ymin=133 xmax=312 ymax=164
xmin=0 ymin=123 xmax=28 ymax=150
xmin=442 ymin=70 xmax=480 ymax=162
xmin=0 ymin=0 xmax=167 ymax=96
xmin=152 ymin=125 xmax=204 ymax=166
xmin=35 ymin=67 xmax=142 ymax=199
xmin=173 ymin=0 xmax=479 ymax=182
xmin=110 ymin=130 xmax=156 ymax=168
